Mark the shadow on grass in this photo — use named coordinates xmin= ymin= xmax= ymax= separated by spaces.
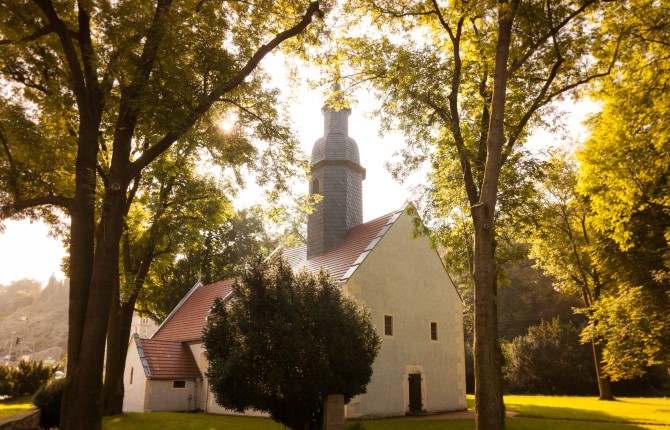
xmin=505 ymin=400 xmax=670 ymax=426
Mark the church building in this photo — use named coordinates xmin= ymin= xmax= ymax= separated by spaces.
xmin=122 ymin=97 xmax=466 ymax=418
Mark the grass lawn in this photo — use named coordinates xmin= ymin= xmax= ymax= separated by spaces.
xmin=0 ymin=396 xmax=34 ymax=419
xmin=504 ymin=395 xmax=670 ymax=426
xmin=102 ymin=395 xmax=670 ymax=430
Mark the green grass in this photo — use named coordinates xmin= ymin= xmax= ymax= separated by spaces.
xmin=504 ymin=395 xmax=670 ymax=425
xmin=103 ymin=412 xmax=285 ymax=430
xmin=102 ymin=395 xmax=670 ymax=430
xmin=0 ymin=396 xmax=34 ymax=419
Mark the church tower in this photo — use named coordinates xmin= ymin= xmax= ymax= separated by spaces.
xmin=307 ymin=94 xmax=366 ymax=259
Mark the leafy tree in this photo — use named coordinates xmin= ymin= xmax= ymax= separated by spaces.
xmin=138 ymin=207 xmax=277 ymax=323
xmin=102 ymin=152 xmax=236 ymax=414
xmin=503 ymin=318 xmax=596 ymax=395
xmin=0 ymin=1 xmax=326 ymax=428
xmin=576 ymin=0 xmax=670 ymax=379
xmin=203 ymin=255 xmax=380 ymax=430
xmin=526 ymin=151 xmax=614 ymax=399
xmin=582 ymin=287 xmax=670 ymax=380
xmin=334 ymin=0 xmax=619 ymax=426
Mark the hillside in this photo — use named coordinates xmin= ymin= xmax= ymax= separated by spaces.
xmin=0 ymin=276 xmax=68 ymax=360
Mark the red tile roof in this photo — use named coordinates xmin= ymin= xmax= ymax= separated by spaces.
xmin=284 ymin=210 xmax=400 ymax=281
xmin=151 ymin=207 xmax=405 ymax=343
xmin=153 ymin=279 xmax=235 ymax=342
xmin=133 ymin=335 xmax=202 ymax=380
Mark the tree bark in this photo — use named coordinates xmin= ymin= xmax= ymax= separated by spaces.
xmin=102 ymin=289 xmax=136 ymax=415
xmin=592 ymin=337 xmax=614 ymax=400
xmin=59 ymin=123 xmax=98 ymax=430
xmin=472 ymin=2 xmax=518 ymax=429
xmin=472 ymin=203 xmax=505 ymax=430
xmin=61 ymin=188 xmax=127 ymax=430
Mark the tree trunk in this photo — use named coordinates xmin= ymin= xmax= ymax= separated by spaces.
xmin=472 ymin=204 xmax=505 ymax=430
xmin=471 ymin=2 xmax=519 ymax=429
xmin=59 ymin=124 xmax=98 ymax=430
xmin=103 ymin=292 xmax=137 ymax=415
xmin=61 ymin=188 xmax=127 ymax=430
xmin=591 ymin=340 xmax=614 ymax=400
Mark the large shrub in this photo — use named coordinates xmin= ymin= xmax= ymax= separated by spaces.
xmin=503 ymin=318 xmax=596 ymax=395
xmin=33 ymin=378 xmax=66 ymax=429
xmin=204 ymin=256 xmax=381 ymax=430
xmin=13 ymin=361 xmax=53 ymax=396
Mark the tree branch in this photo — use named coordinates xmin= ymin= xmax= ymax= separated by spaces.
xmin=13 ymin=194 xmax=73 ymax=211
xmin=32 ymin=0 xmax=89 ymax=115
xmin=0 ymin=24 xmax=54 ymax=45
xmin=503 ymin=57 xmax=563 ymax=163
xmin=127 ymin=1 xmax=323 ymax=180
xmin=508 ymin=0 xmax=599 ymax=77
xmin=421 ymin=96 xmax=480 ymax=205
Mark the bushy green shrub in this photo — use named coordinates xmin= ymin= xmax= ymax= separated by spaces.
xmin=13 ymin=361 xmax=53 ymax=396
xmin=503 ymin=318 xmax=596 ymax=395
xmin=0 ymin=365 xmax=15 ymax=396
xmin=346 ymin=421 xmax=367 ymax=430
xmin=33 ymin=378 xmax=66 ymax=429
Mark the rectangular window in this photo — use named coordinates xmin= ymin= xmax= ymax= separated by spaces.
xmin=384 ymin=315 xmax=393 ymax=336
xmin=431 ymin=322 xmax=438 ymax=341
xmin=172 ymin=380 xmax=186 ymax=389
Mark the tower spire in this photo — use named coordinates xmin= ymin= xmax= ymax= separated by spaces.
xmin=306 ymin=90 xmax=366 ymax=259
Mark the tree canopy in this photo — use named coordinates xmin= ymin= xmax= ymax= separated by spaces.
xmin=1 ymin=1 xmax=327 ymax=428
xmin=330 ymin=0 xmax=619 ymax=426
xmin=574 ymin=0 xmax=670 ymax=381
xmin=203 ymin=255 xmax=380 ymax=430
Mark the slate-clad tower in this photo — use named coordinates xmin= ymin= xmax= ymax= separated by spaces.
xmin=307 ymin=98 xmax=366 ymax=259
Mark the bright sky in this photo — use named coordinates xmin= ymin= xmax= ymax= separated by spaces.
xmin=0 ymin=61 xmax=598 ymax=287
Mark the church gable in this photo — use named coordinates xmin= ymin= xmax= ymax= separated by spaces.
xmin=282 ymin=209 xmax=400 ymax=282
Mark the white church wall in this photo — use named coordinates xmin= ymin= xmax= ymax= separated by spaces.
xmin=343 ymin=209 xmax=466 ymax=418
xmin=122 ymin=340 xmax=149 ymax=413
xmin=146 ymin=379 xmax=198 ymax=412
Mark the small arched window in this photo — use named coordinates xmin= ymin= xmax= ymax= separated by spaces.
xmin=130 ymin=367 xmax=134 ymax=385
xmin=311 ymin=178 xmax=320 ymax=195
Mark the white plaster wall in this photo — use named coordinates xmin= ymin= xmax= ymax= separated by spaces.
xmin=146 ymin=380 xmax=198 ymax=412
xmin=343 ymin=209 xmax=466 ymax=418
xmin=122 ymin=340 xmax=150 ymax=412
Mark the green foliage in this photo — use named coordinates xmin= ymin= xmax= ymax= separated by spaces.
xmin=203 ymin=255 xmax=381 ymax=430
xmin=0 ymin=365 xmax=14 ymax=396
xmin=527 ymin=151 xmax=607 ymax=302
xmin=346 ymin=422 xmax=368 ymax=430
xmin=578 ymin=0 xmax=670 ymax=254
xmin=139 ymin=208 xmax=276 ymax=322
xmin=503 ymin=318 xmax=596 ymax=395
xmin=575 ymin=0 xmax=670 ymax=380
xmin=33 ymin=377 xmax=66 ymax=429
xmin=13 ymin=360 xmax=53 ymax=396
xmin=0 ymin=361 xmax=54 ymax=398
xmin=582 ymin=287 xmax=670 ymax=381
xmin=498 ymin=259 xmax=583 ymax=341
